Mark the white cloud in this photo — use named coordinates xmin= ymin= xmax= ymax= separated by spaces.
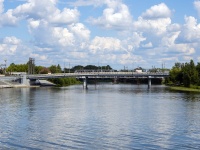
xmin=30 ymin=53 xmax=47 ymax=60
xmin=183 ymin=56 xmax=193 ymax=61
xmin=141 ymin=3 xmax=171 ymax=19
xmin=0 ymin=36 xmax=21 ymax=55
xmin=28 ymin=19 xmax=75 ymax=47
xmin=53 ymin=27 xmax=75 ymax=47
xmin=13 ymin=0 xmax=79 ymax=25
xmin=2 ymin=0 xmax=200 ymax=69
xmin=134 ymin=17 xmax=171 ymax=35
xmin=47 ymin=8 xmax=79 ymax=25
xmin=3 ymin=36 xmax=21 ymax=45
xmin=171 ymin=44 xmax=195 ymax=55
xmin=69 ymin=23 xmax=90 ymax=41
xmin=176 ymin=16 xmax=200 ymax=43
xmin=88 ymin=0 xmax=133 ymax=30
xmin=89 ymin=36 xmax=123 ymax=54
xmin=142 ymin=42 xmax=153 ymax=48
xmin=194 ymin=0 xmax=200 ymax=17
xmin=0 ymin=0 xmax=4 ymax=14
xmin=122 ymin=32 xmax=146 ymax=51
xmin=28 ymin=19 xmax=40 ymax=29
xmin=0 ymin=5 xmax=19 ymax=27
xmin=70 ymin=52 xmax=88 ymax=59
xmin=197 ymin=56 xmax=200 ymax=62
xmin=13 ymin=0 xmax=57 ymax=19
xmin=119 ymin=53 xmax=145 ymax=65
xmin=161 ymin=31 xmax=180 ymax=48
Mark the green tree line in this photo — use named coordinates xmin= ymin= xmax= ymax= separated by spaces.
xmin=165 ymin=60 xmax=200 ymax=88
xmin=6 ymin=63 xmax=62 ymax=74
xmin=6 ymin=63 xmax=113 ymax=74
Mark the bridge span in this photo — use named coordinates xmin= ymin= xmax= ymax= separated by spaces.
xmin=26 ymin=72 xmax=169 ymax=88
xmin=0 ymin=72 xmax=169 ymax=88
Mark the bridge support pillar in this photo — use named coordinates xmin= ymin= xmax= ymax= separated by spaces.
xmin=83 ymin=76 xmax=88 ymax=89
xmin=148 ymin=76 xmax=151 ymax=88
xmin=113 ymin=77 xmax=118 ymax=84
xmin=20 ymin=73 xmax=27 ymax=85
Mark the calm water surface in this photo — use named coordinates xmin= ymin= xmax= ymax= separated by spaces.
xmin=0 ymin=84 xmax=200 ymax=149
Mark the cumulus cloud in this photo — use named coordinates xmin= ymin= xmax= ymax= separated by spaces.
xmin=13 ymin=0 xmax=79 ymax=25
xmin=142 ymin=42 xmax=153 ymax=48
xmin=183 ymin=56 xmax=193 ymax=61
xmin=171 ymin=44 xmax=195 ymax=55
xmin=194 ymin=0 xmax=200 ymax=16
xmin=28 ymin=19 xmax=91 ymax=50
xmin=134 ymin=14 xmax=172 ymax=36
xmin=88 ymin=0 xmax=133 ymax=30
xmin=89 ymin=36 xmax=123 ymax=54
xmin=119 ymin=53 xmax=145 ymax=65
xmin=0 ymin=36 xmax=21 ymax=55
xmin=30 ymin=53 xmax=47 ymax=60
xmin=69 ymin=23 xmax=90 ymax=41
xmin=176 ymin=16 xmax=200 ymax=43
xmin=141 ymin=3 xmax=171 ymax=19
xmin=0 ymin=0 xmax=3 ymax=14
xmin=0 ymin=1 xmax=19 ymax=27
xmin=48 ymin=8 xmax=79 ymax=25
xmin=1 ymin=0 xmax=200 ymax=69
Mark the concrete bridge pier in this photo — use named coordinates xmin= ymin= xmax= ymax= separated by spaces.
xmin=20 ymin=73 xmax=29 ymax=85
xmin=148 ymin=76 xmax=151 ymax=88
xmin=113 ymin=77 xmax=118 ymax=84
xmin=83 ymin=76 xmax=88 ymax=89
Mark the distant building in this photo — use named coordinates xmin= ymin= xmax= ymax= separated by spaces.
xmin=134 ymin=67 xmax=144 ymax=72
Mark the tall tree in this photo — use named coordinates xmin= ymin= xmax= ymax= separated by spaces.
xmin=57 ymin=64 xmax=62 ymax=73
xmin=49 ymin=65 xmax=57 ymax=73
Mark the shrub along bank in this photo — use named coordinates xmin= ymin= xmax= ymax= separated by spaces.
xmin=48 ymin=78 xmax=81 ymax=87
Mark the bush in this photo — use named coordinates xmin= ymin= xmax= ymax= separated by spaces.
xmin=48 ymin=78 xmax=81 ymax=87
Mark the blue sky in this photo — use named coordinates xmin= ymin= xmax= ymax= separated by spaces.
xmin=1 ymin=0 xmax=200 ymax=70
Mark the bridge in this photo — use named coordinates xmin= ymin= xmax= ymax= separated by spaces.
xmin=0 ymin=72 xmax=169 ymax=88
xmin=24 ymin=71 xmax=169 ymax=88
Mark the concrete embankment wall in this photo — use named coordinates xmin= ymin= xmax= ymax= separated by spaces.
xmin=0 ymin=79 xmax=55 ymax=88
xmin=0 ymin=80 xmax=13 ymax=88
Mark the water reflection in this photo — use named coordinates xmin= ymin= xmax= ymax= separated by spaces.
xmin=0 ymin=84 xmax=200 ymax=149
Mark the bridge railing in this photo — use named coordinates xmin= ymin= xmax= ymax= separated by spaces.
xmin=26 ymin=71 xmax=169 ymax=79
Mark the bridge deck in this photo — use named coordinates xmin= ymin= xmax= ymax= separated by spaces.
xmin=27 ymin=72 xmax=169 ymax=80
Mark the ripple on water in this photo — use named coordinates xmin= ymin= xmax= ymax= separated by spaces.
xmin=0 ymin=85 xmax=200 ymax=149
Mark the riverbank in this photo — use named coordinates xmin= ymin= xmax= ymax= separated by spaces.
xmin=169 ymin=86 xmax=200 ymax=92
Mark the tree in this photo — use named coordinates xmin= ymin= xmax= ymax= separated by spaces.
xmin=6 ymin=63 xmax=28 ymax=73
xmin=35 ymin=66 xmax=44 ymax=74
xmin=49 ymin=64 xmax=62 ymax=73
xmin=72 ymin=65 xmax=84 ymax=71
xmin=49 ymin=65 xmax=57 ymax=73
xmin=196 ymin=62 xmax=200 ymax=85
xmin=57 ymin=64 xmax=62 ymax=73
xmin=189 ymin=60 xmax=198 ymax=85
xmin=183 ymin=72 xmax=191 ymax=87
xmin=169 ymin=63 xmax=182 ymax=84
xmin=84 ymin=65 xmax=98 ymax=70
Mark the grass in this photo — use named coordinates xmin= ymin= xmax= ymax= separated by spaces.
xmin=170 ymin=86 xmax=200 ymax=92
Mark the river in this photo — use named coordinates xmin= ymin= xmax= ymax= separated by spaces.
xmin=0 ymin=84 xmax=200 ymax=149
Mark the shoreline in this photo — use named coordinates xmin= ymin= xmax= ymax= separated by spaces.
xmin=0 ymin=85 xmax=40 ymax=88
xmin=169 ymin=86 xmax=200 ymax=92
